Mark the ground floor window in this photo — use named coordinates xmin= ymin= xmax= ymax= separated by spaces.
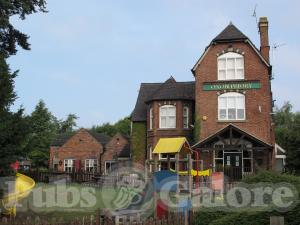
xmin=105 ymin=161 xmax=117 ymax=174
xmin=85 ymin=159 xmax=98 ymax=172
xmin=64 ymin=159 xmax=74 ymax=172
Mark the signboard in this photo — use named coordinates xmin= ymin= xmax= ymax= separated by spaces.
xmin=203 ymin=81 xmax=261 ymax=91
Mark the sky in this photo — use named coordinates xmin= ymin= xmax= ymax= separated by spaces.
xmin=8 ymin=0 xmax=300 ymax=127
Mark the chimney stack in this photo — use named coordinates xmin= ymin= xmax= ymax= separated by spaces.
xmin=258 ymin=17 xmax=270 ymax=62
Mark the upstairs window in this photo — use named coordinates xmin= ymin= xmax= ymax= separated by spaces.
xmin=218 ymin=92 xmax=245 ymax=121
xmin=149 ymin=107 xmax=153 ymax=130
xmin=218 ymin=52 xmax=244 ymax=80
xmin=183 ymin=106 xmax=189 ymax=128
xmin=159 ymin=105 xmax=176 ymax=129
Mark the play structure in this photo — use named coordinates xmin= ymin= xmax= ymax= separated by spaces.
xmin=1 ymin=162 xmax=35 ymax=217
xmin=149 ymin=137 xmax=224 ymax=222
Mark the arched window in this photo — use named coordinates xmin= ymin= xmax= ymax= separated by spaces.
xmin=159 ymin=105 xmax=176 ymax=128
xmin=218 ymin=52 xmax=244 ymax=80
xmin=149 ymin=107 xmax=153 ymax=130
xmin=183 ymin=106 xmax=189 ymax=128
xmin=218 ymin=92 xmax=245 ymax=120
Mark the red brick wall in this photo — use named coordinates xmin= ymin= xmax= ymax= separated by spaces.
xmin=101 ymin=133 xmax=129 ymax=174
xmin=50 ymin=129 xmax=104 ymax=172
xmin=146 ymin=100 xmax=194 ymax=160
xmin=194 ymin=42 xmax=275 ymax=146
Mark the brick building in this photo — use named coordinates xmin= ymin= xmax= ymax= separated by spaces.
xmin=49 ymin=128 xmax=130 ymax=175
xmin=131 ymin=17 xmax=285 ymax=179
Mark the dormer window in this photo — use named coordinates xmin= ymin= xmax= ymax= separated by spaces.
xmin=159 ymin=105 xmax=176 ymax=129
xmin=218 ymin=52 xmax=244 ymax=80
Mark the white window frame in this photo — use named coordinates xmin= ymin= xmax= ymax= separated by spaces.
xmin=85 ymin=159 xmax=98 ymax=172
xmin=218 ymin=52 xmax=245 ymax=80
xmin=64 ymin=159 xmax=74 ymax=172
xmin=183 ymin=106 xmax=189 ymax=129
xmin=149 ymin=107 xmax=153 ymax=130
xmin=159 ymin=105 xmax=176 ymax=129
xmin=159 ymin=153 xmax=175 ymax=160
xmin=218 ymin=92 xmax=246 ymax=121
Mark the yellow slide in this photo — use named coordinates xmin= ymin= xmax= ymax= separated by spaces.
xmin=1 ymin=173 xmax=35 ymax=216
xmin=170 ymin=168 xmax=211 ymax=177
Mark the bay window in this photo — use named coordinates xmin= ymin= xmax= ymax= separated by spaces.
xmin=218 ymin=92 xmax=245 ymax=121
xmin=218 ymin=52 xmax=244 ymax=80
xmin=159 ymin=105 xmax=176 ymax=128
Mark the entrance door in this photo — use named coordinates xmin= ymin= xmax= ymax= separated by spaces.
xmin=224 ymin=153 xmax=242 ymax=181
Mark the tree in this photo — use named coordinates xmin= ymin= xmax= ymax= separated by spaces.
xmin=92 ymin=117 xmax=131 ymax=137
xmin=26 ymin=100 xmax=58 ymax=168
xmin=0 ymin=0 xmax=47 ymax=174
xmin=0 ymin=0 xmax=47 ymax=58
xmin=58 ymin=114 xmax=78 ymax=134
xmin=274 ymin=102 xmax=300 ymax=174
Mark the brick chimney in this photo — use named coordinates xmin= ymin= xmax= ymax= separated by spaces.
xmin=258 ymin=17 xmax=270 ymax=62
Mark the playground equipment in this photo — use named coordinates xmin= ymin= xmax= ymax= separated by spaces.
xmin=1 ymin=173 xmax=35 ymax=216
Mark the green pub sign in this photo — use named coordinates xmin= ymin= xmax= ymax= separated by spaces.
xmin=203 ymin=81 xmax=261 ymax=91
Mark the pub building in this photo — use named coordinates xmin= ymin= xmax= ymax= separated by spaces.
xmin=131 ymin=17 xmax=286 ymax=181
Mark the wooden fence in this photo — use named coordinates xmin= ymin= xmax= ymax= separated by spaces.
xmin=0 ymin=210 xmax=194 ymax=225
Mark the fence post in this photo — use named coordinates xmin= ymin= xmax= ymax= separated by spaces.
xmin=96 ymin=208 xmax=101 ymax=225
xmin=270 ymin=216 xmax=284 ymax=225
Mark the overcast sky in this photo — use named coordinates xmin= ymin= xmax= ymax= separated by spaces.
xmin=8 ymin=0 xmax=300 ymax=127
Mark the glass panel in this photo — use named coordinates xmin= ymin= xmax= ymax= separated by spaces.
xmin=219 ymin=109 xmax=227 ymax=120
xmin=168 ymin=116 xmax=176 ymax=128
xmin=236 ymin=96 xmax=245 ymax=108
xmin=160 ymin=108 xmax=167 ymax=116
xmin=227 ymin=69 xmax=235 ymax=79
xmin=236 ymin=69 xmax=244 ymax=79
xmin=215 ymin=150 xmax=223 ymax=158
xmin=215 ymin=159 xmax=223 ymax=172
xmin=236 ymin=58 xmax=244 ymax=68
xmin=227 ymin=97 xmax=236 ymax=108
xmin=237 ymin=109 xmax=245 ymax=119
xmin=160 ymin=117 xmax=166 ymax=127
xmin=219 ymin=97 xmax=227 ymax=108
xmin=218 ymin=59 xmax=226 ymax=69
xmin=168 ymin=107 xmax=176 ymax=116
xmin=228 ymin=109 xmax=236 ymax=119
xmin=219 ymin=70 xmax=226 ymax=80
xmin=227 ymin=58 xmax=235 ymax=69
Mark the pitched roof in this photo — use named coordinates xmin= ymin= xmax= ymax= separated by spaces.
xmin=147 ymin=77 xmax=195 ymax=102
xmin=51 ymin=130 xmax=111 ymax=147
xmin=131 ymin=77 xmax=195 ymax=122
xmin=118 ymin=143 xmax=131 ymax=158
xmin=212 ymin=23 xmax=248 ymax=42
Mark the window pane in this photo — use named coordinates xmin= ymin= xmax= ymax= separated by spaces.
xmin=228 ymin=108 xmax=236 ymax=119
xmin=160 ymin=108 xmax=167 ymax=116
xmin=168 ymin=107 xmax=176 ymax=116
xmin=237 ymin=109 xmax=245 ymax=119
xmin=161 ymin=117 xmax=166 ymax=127
xmin=236 ymin=69 xmax=244 ymax=79
xmin=183 ymin=107 xmax=188 ymax=116
xmin=218 ymin=59 xmax=226 ymax=69
xmin=219 ymin=109 xmax=227 ymax=120
xmin=227 ymin=69 xmax=235 ymax=79
xmin=219 ymin=97 xmax=227 ymax=108
xmin=236 ymin=96 xmax=245 ymax=108
xmin=227 ymin=58 xmax=235 ymax=69
xmin=168 ymin=117 xmax=176 ymax=128
xmin=236 ymin=58 xmax=244 ymax=68
xmin=219 ymin=70 xmax=226 ymax=80
xmin=227 ymin=97 xmax=236 ymax=108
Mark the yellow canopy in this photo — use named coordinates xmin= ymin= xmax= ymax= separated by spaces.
xmin=153 ymin=137 xmax=189 ymax=154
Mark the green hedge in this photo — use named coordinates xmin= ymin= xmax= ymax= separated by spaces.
xmin=193 ymin=171 xmax=300 ymax=225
